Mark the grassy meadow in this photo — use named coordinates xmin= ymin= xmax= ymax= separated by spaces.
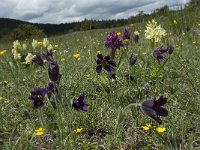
xmin=0 ymin=6 xmax=200 ymax=150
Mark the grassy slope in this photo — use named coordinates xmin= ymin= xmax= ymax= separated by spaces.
xmin=0 ymin=7 xmax=200 ymax=149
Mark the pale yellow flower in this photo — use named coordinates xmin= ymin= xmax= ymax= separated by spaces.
xmin=13 ymin=52 xmax=21 ymax=60
xmin=54 ymin=45 xmax=58 ymax=48
xmin=13 ymin=40 xmax=21 ymax=51
xmin=0 ymin=96 xmax=3 ymax=100
xmin=74 ymin=128 xmax=83 ymax=133
xmin=32 ymin=39 xmax=38 ymax=49
xmin=34 ymin=128 xmax=45 ymax=136
xmin=134 ymin=31 xmax=139 ymax=35
xmin=47 ymin=44 xmax=53 ymax=51
xmin=24 ymin=53 xmax=36 ymax=64
xmin=142 ymin=124 xmax=152 ymax=131
xmin=144 ymin=19 xmax=166 ymax=42
xmin=43 ymin=38 xmax=49 ymax=48
xmin=73 ymin=54 xmax=80 ymax=59
xmin=97 ymin=51 xmax=101 ymax=54
xmin=156 ymin=127 xmax=166 ymax=133
xmin=0 ymin=50 xmax=7 ymax=56
xmin=198 ymin=23 xmax=200 ymax=27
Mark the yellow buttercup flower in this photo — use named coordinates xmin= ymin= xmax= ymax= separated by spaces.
xmin=3 ymin=80 xmax=9 ymax=84
xmin=123 ymin=39 xmax=129 ymax=44
xmin=54 ymin=45 xmax=58 ymax=48
xmin=0 ymin=50 xmax=7 ymax=56
xmin=61 ymin=58 xmax=65 ymax=62
xmin=34 ymin=128 xmax=45 ymax=136
xmin=0 ymin=96 xmax=3 ymax=100
xmin=156 ymin=127 xmax=166 ymax=133
xmin=173 ymin=20 xmax=177 ymax=24
xmin=142 ymin=52 xmax=147 ymax=55
xmin=4 ymin=99 xmax=10 ymax=104
xmin=192 ymin=41 xmax=196 ymax=44
xmin=142 ymin=124 xmax=152 ymax=131
xmin=74 ymin=128 xmax=83 ymax=133
xmin=97 ymin=51 xmax=101 ymax=54
xmin=37 ymin=42 xmax=43 ymax=45
xmin=117 ymin=32 xmax=121 ymax=36
xmin=73 ymin=54 xmax=80 ymax=59
xmin=197 ymin=23 xmax=200 ymax=27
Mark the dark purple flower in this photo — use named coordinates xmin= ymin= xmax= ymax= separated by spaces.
xmin=43 ymin=50 xmax=53 ymax=61
xmin=104 ymin=31 xmax=123 ymax=51
xmin=129 ymin=54 xmax=137 ymax=66
xmin=153 ymin=45 xmax=168 ymax=63
xmin=32 ymin=55 xmax=44 ymax=66
xmin=29 ymin=87 xmax=47 ymax=108
xmin=71 ymin=94 xmax=88 ymax=112
xmin=122 ymin=29 xmax=131 ymax=40
xmin=141 ymin=96 xmax=168 ymax=124
xmin=48 ymin=60 xmax=61 ymax=83
xmin=133 ymin=34 xmax=139 ymax=43
xmin=96 ymin=53 xmax=117 ymax=75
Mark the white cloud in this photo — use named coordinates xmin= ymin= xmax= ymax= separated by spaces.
xmin=0 ymin=0 xmax=191 ymax=23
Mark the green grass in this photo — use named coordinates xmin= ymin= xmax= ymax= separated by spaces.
xmin=0 ymin=7 xmax=200 ymax=150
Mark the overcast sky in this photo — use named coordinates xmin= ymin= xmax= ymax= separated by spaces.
xmin=0 ymin=0 xmax=191 ymax=24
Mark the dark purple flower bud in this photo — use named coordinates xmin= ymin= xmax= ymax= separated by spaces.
xmin=141 ymin=96 xmax=168 ymax=124
xmin=104 ymin=31 xmax=123 ymax=51
xmin=71 ymin=94 xmax=88 ymax=112
xmin=32 ymin=55 xmax=44 ymax=66
xmin=110 ymin=73 xmax=117 ymax=80
xmin=133 ymin=34 xmax=139 ymax=43
xmin=122 ymin=29 xmax=131 ymax=40
xmin=48 ymin=60 xmax=61 ymax=83
xmin=167 ymin=45 xmax=174 ymax=54
xmin=129 ymin=54 xmax=137 ymax=66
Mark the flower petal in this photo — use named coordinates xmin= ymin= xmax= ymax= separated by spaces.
xmin=97 ymin=54 xmax=103 ymax=61
xmin=155 ymin=107 xmax=168 ymax=116
xmin=104 ymin=56 xmax=111 ymax=61
xmin=104 ymin=65 xmax=115 ymax=74
xmin=108 ymin=60 xmax=117 ymax=67
xmin=96 ymin=65 xmax=102 ymax=74
xmin=155 ymin=96 xmax=167 ymax=106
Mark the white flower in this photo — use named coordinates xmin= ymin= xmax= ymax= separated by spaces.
xmin=32 ymin=39 xmax=38 ymax=49
xmin=13 ymin=52 xmax=21 ymax=60
xmin=47 ymin=44 xmax=53 ymax=51
xmin=13 ymin=40 xmax=21 ymax=51
xmin=144 ymin=20 xmax=166 ymax=42
xmin=43 ymin=38 xmax=49 ymax=48
xmin=24 ymin=53 xmax=36 ymax=64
